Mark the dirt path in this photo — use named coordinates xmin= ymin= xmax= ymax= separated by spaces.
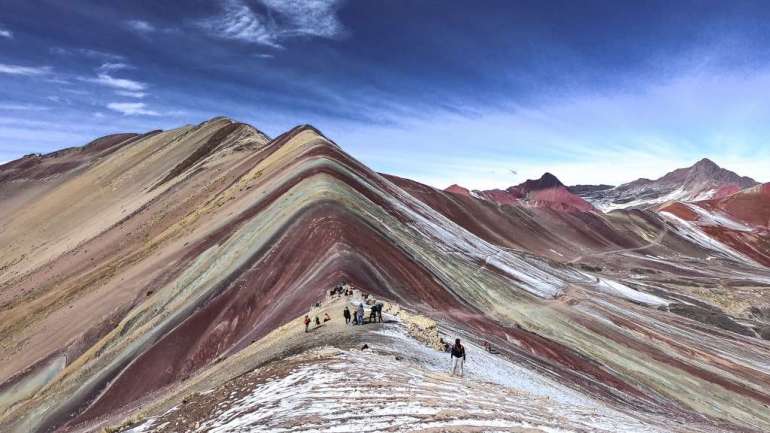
xmin=568 ymin=224 xmax=669 ymax=265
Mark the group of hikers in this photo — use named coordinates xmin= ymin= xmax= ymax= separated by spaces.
xmin=329 ymin=283 xmax=355 ymax=297
xmin=306 ymin=281 xmax=383 ymax=331
xmin=305 ymin=281 xmax=471 ymax=377
xmin=343 ymin=302 xmax=383 ymax=325
xmin=304 ymin=312 xmax=332 ymax=332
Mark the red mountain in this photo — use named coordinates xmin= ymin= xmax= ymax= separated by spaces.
xmin=445 ymin=172 xmax=594 ymax=212
xmin=660 ymin=183 xmax=770 ymax=266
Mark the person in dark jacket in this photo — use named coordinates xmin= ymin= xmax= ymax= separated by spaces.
xmin=450 ymin=338 xmax=466 ymax=377
xmin=343 ymin=306 xmax=351 ymax=324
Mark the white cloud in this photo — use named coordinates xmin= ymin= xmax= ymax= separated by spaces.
xmin=0 ymin=63 xmax=51 ymax=76
xmin=106 ymin=102 xmax=159 ymax=116
xmin=201 ymin=0 xmax=280 ymax=47
xmin=82 ymin=65 xmax=150 ymax=98
xmin=62 ymin=88 xmax=91 ymax=96
xmin=332 ymin=65 xmax=770 ymax=188
xmin=0 ymin=27 xmax=12 ymax=39
xmin=0 ymin=103 xmax=50 ymax=111
xmin=50 ymin=47 xmax=125 ymax=61
xmin=115 ymin=90 xmax=146 ymax=98
xmin=200 ymin=0 xmax=345 ymax=48
xmin=98 ymin=62 xmax=133 ymax=72
xmin=126 ymin=20 xmax=155 ymax=33
xmin=260 ymin=0 xmax=344 ymax=39
xmin=86 ymin=73 xmax=146 ymax=91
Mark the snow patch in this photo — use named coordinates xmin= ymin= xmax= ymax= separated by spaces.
xmin=661 ymin=211 xmax=759 ymax=265
xmin=684 ymin=203 xmax=753 ymax=232
xmin=590 ymin=277 xmax=669 ymax=306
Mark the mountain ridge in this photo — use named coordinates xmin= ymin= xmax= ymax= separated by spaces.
xmin=568 ymin=158 xmax=758 ymax=211
xmin=1 ymin=118 xmax=769 ymax=433
xmin=445 ymin=172 xmax=595 ymax=212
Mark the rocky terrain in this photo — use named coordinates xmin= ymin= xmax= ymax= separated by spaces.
xmin=568 ymin=158 xmax=758 ymax=211
xmin=0 ymin=118 xmax=769 ymax=433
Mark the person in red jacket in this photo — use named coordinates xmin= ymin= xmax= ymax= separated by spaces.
xmin=304 ymin=315 xmax=311 ymax=332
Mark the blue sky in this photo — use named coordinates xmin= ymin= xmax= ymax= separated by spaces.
xmin=1 ymin=0 xmax=768 ymax=188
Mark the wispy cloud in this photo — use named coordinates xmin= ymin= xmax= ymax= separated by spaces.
xmin=260 ymin=0 xmax=345 ymax=39
xmin=115 ymin=90 xmax=147 ymax=98
xmin=200 ymin=0 xmax=345 ymax=48
xmin=62 ymin=88 xmax=91 ymax=96
xmin=85 ymin=73 xmax=146 ymax=91
xmin=81 ymin=64 xmax=149 ymax=98
xmin=98 ymin=62 xmax=133 ymax=72
xmin=106 ymin=102 xmax=159 ymax=116
xmin=0 ymin=103 xmax=51 ymax=111
xmin=337 ymin=64 xmax=770 ymax=188
xmin=0 ymin=26 xmax=12 ymax=39
xmin=46 ymin=95 xmax=76 ymax=105
xmin=201 ymin=0 xmax=280 ymax=47
xmin=50 ymin=47 xmax=125 ymax=61
xmin=126 ymin=19 xmax=155 ymax=33
xmin=0 ymin=63 xmax=51 ymax=76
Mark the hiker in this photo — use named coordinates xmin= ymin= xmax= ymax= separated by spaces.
xmin=324 ymin=312 xmax=331 ymax=322
xmin=450 ymin=338 xmax=466 ymax=377
xmin=343 ymin=306 xmax=351 ymax=324
xmin=304 ymin=315 xmax=311 ymax=332
xmin=357 ymin=303 xmax=365 ymax=325
xmin=315 ymin=316 xmax=321 ymax=327
xmin=375 ymin=303 xmax=384 ymax=323
xmin=369 ymin=304 xmax=378 ymax=323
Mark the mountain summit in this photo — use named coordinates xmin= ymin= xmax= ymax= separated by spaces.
xmin=445 ymin=172 xmax=593 ymax=212
xmin=570 ymin=158 xmax=758 ymax=211
xmin=512 ymin=172 xmax=564 ymax=194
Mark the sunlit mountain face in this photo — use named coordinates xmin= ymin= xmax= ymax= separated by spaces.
xmin=1 ymin=2 xmax=769 ymax=433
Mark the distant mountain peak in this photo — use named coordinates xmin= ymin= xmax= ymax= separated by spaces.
xmin=538 ymin=172 xmax=564 ymax=187
xmin=443 ymin=172 xmax=593 ymax=212
xmin=445 ymin=184 xmax=471 ymax=196
xmin=687 ymin=158 xmax=723 ymax=177
xmin=571 ymin=157 xmax=758 ymax=211
xmin=693 ymin=157 xmax=719 ymax=169
xmin=512 ymin=172 xmax=564 ymax=194
xmin=665 ymin=157 xmax=755 ymax=185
